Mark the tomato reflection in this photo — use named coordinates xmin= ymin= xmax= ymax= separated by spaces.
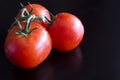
xmin=49 ymin=46 xmax=83 ymax=74
xmin=13 ymin=46 xmax=83 ymax=80
xmin=13 ymin=61 xmax=53 ymax=80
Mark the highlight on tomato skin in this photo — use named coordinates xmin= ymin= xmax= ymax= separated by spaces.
xmin=48 ymin=12 xmax=84 ymax=51
xmin=4 ymin=22 xmax=52 ymax=69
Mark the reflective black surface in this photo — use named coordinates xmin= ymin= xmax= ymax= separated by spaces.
xmin=0 ymin=0 xmax=120 ymax=80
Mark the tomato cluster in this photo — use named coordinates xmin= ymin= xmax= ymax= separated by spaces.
xmin=4 ymin=3 xmax=84 ymax=69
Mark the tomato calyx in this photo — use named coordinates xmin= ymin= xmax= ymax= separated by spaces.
xmin=15 ymin=14 xmax=37 ymax=37
xmin=9 ymin=2 xmax=55 ymax=31
xmin=9 ymin=2 xmax=55 ymax=36
xmin=9 ymin=3 xmax=46 ymax=31
xmin=15 ymin=14 xmax=43 ymax=37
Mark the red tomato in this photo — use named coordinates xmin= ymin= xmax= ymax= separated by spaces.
xmin=4 ymin=22 xmax=52 ymax=69
xmin=18 ymin=4 xmax=50 ymax=28
xmin=48 ymin=12 xmax=84 ymax=51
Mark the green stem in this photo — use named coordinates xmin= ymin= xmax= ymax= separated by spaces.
xmin=15 ymin=14 xmax=43 ymax=37
xmin=45 ymin=16 xmax=52 ymax=24
xmin=9 ymin=16 xmax=27 ymax=30
xmin=20 ymin=3 xmax=29 ymax=17
xmin=25 ymin=15 xmax=35 ymax=33
xmin=34 ymin=16 xmax=44 ymax=20
xmin=15 ymin=15 xmax=34 ymax=37
xmin=49 ymin=11 xmax=55 ymax=22
xmin=16 ymin=30 xmax=27 ymax=37
xmin=14 ymin=18 xmax=23 ymax=30
xmin=9 ymin=15 xmax=44 ymax=31
xmin=27 ymin=2 xmax=33 ymax=15
xmin=21 ymin=8 xmax=29 ymax=17
xmin=20 ymin=2 xmax=25 ymax=8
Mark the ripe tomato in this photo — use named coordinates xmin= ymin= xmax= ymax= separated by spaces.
xmin=4 ymin=22 xmax=52 ymax=69
xmin=48 ymin=12 xmax=84 ymax=51
xmin=18 ymin=4 xmax=50 ymax=28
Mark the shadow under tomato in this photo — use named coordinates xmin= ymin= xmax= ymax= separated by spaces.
xmin=49 ymin=46 xmax=83 ymax=74
xmin=13 ymin=61 xmax=54 ymax=80
xmin=12 ymin=46 xmax=83 ymax=80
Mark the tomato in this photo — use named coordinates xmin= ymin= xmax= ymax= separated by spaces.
xmin=18 ymin=4 xmax=50 ymax=28
xmin=48 ymin=12 xmax=84 ymax=51
xmin=4 ymin=22 xmax=52 ymax=69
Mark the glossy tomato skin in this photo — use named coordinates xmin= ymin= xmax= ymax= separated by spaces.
xmin=48 ymin=12 xmax=84 ymax=51
xmin=4 ymin=22 xmax=52 ymax=69
xmin=18 ymin=4 xmax=50 ymax=28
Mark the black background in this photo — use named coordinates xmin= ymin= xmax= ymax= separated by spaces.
xmin=0 ymin=0 xmax=120 ymax=80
